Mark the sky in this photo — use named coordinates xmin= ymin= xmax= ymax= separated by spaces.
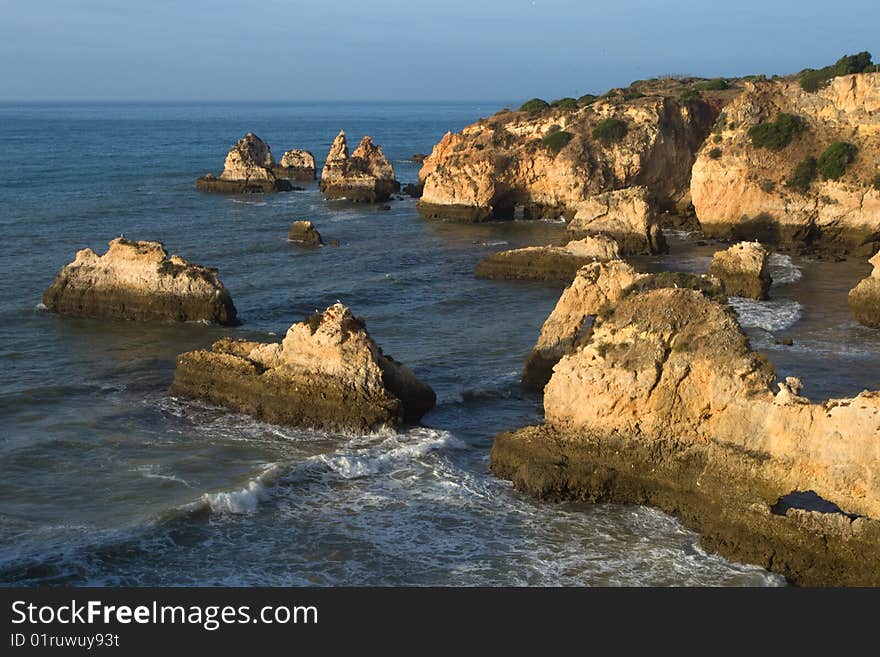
xmin=0 ymin=0 xmax=877 ymax=102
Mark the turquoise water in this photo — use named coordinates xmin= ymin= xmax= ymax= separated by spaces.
xmin=4 ymin=102 xmax=871 ymax=586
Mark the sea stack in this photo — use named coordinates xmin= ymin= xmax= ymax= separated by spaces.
xmin=319 ymin=131 xmax=400 ymax=202
xmin=707 ymin=241 xmax=772 ymax=299
xmin=42 ymin=238 xmax=237 ymax=324
xmin=494 ymin=286 xmax=880 ymax=585
xmin=274 ymin=149 xmax=317 ymax=181
xmin=171 ymin=303 xmax=436 ymax=432
xmin=196 ymin=132 xmax=294 ymax=193
xmin=475 ymin=235 xmax=621 ymax=281
xmin=288 ymin=220 xmax=323 ymax=246
xmin=566 ymin=187 xmax=667 ymax=255
xmin=848 ymin=249 xmax=880 ymax=327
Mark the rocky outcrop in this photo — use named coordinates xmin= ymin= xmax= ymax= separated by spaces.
xmin=475 ymin=236 xmax=620 ymax=282
xmin=707 ymin=241 xmax=772 ymax=299
xmin=520 ymin=261 xmax=719 ymax=390
xmin=320 ymin=131 xmax=400 ymax=202
xmin=42 ymin=238 xmax=237 ymax=324
xmin=273 ymin=149 xmax=316 ymax=181
xmin=196 ymin=133 xmax=293 ymax=193
xmin=288 ymin=220 xmax=323 ymax=246
xmin=566 ymin=186 xmax=667 ymax=254
xmin=171 ymin=303 xmax=435 ymax=432
xmin=848 ymin=249 xmax=880 ymax=327
xmin=495 ymin=287 xmax=880 ymax=585
xmin=417 ymin=94 xmax=717 ymax=223
xmin=691 ymin=74 xmax=880 ymax=253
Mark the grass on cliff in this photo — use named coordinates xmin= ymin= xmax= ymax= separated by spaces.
xmin=708 ymin=147 xmax=722 ymax=159
xmin=747 ymin=113 xmax=804 ymax=150
xmin=592 ymin=118 xmax=627 ymax=145
xmin=550 ymin=97 xmax=579 ymax=110
xmin=694 ymin=78 xmax=730 ymax=91
xmin=798 ymin=51 xmax=875 ymax=92
xmin=519 ymin=98 xmax=550 ymax=114
xmin=577 ymin=94 xmax=598 ymax=106
xmin=817 ymin=142 xmax=858 ymax=180
xmin=541 ymin=130 xmax=574 ymax=154
xmin=785 ymin=156 xmax=817 ymax=193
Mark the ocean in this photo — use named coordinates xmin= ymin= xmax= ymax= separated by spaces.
xmin=1 ymin=101 xmax=876 ymax=586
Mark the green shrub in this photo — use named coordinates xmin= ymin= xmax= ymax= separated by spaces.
xmin=519 ymin=98 xmax=550 ymax=113
xmin=708 ymin=147 xmax=722 ymax=159
xmin=592 ymin=118 xmax=627 ymax=145
xmin=873 ymin=174 xmax=880 ymax=191
xmin=747 ymin=113 xmax=804 ymax=150
xmin=761 ymin=180 xmax=776 ymax=193
xmin=679 ymin=88 xmax=701 ymax=101
xmin=817 ymin=142 xmax=857 ymax=180
xmin=695 ymin=78 xmax=730 ymax=91
xmin=550 ymin=97 xmax=578 ymax=110
xmin=785 ymin=157 xmax=817 ymax=193
xmin=799 ymin=51 xmax=874 ymax=92
xmin=623 ymin=91 xmax=645 ymax=100
xmin=577 ymin=94 xmax=598 ymax=106
xmin=712 ymin=134 xmax=722 ymax=143
xmin=541 ymin=130 xmax=574 ymax=154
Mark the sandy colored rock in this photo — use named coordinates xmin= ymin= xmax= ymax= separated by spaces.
xmin=288 ymin=220 xmax=323 ymax=246
xmin=320 ymin=131 xmax=400 ymax=202
xmin=707 ymin=241 xmax=772 ymax=299
xmin=494 ymin=287 xmax=880 ymax=585
xmin=171 ymin=303 xmax=435 ymax=432
xmin=567 ymin=186 xmax=667 ymax=254
xmin=691 ymin=73 xmax=880 ymax=251
xmin=417 ymin=94 xmax=717 ymax=223
xmin=196 ymin=133 xmax=293 ymax=193
xmin=848 ymin=249 xmax=880 ymax=327
xmin=42 ymin=238 xmax=237 ymax=324
xmin=274 ymin=149 xmax=316 ymax=181
xmin=475 ymin=235 xmax=620 ymax=281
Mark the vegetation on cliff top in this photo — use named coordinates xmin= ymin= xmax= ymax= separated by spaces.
xmin=817 ymin=142 xmax=858 ymax=180
xmin=798 ymin=51 xmax=875 ymax=92
xmin=519 ymin=98 xmax=550 ymax=114
xmin=747 ymin=113 xmax=804 ymax=150
xmin=540 ymin=130 xmax=574 ymax=154
xmin=592 ymin=118 xmax=627 ymax=145
xmin=550 ymin=97 xmax=578 ymax=110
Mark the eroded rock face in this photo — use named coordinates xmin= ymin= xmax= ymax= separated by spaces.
xmin=274 ymin=149 xmax=316 ymax=181
xmin=196 ymin=133 xmax=293 ymax=193
xmin=567 ymin=186 xmax=667 ymax=254
xmin=708 ymin=241 xmax=772 ymax=299
xmin=171 ymin=303 xmax=435 ymax=432
xmin=691 ymin=74 xmax=880 ymax=252
xmin=417 ymin=95 xmax=717 ymax=224
xmin=496 ymin=287 xmax=880 ymax=585
xmin=320 ymin=131 xmax=400 ymax=202
xmin=848 ymin=249 xmax=880 ymax=327
xmin=42 ymin=238 xmax=237 ymax=324
xmin=475 ymin=236 xmax=620 ymax=282
xmin=288 ymin=220 xmax=323 ymax=246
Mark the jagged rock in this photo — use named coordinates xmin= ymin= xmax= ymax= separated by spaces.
xmin=567 ymin=187 xmax=667 ymax=254
xmin=494 ymin=287 xmax=880 ymax=585
xmin=171 ymin=303 xmax=435 ymax=432
xmin=320 ymin=131 xmax=400 ymax=202
xmin=691 ymin=73 xmax=880 ymax=252
xmin=411 ymin=153 xmax=428 ymax=163
xmin=288 ymin=220 xmax=323 ymax=246
xmin=402 ymin=182 xmax=423 ymax=198
xmin=42 ymin=238 xmax=237 ymax=324
xmin=273 ymin=149 xmax=316 ymax=181
xmin=417 ymin=94 xmax=717 ymax=223
xmin=848 ymin=249 xmax=880 ymax=327
xmin=708 ymin=241 xmax=772 ymax=299
xmin=475 ymin=236 xmax=620 ymax=281
xmin=196 ymin=133 xmax=293 ymax=193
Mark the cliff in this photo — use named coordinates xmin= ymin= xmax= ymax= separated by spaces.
xmin=320 ymin=131 xmax=400 ymax=202
xmin=171 ymin=303 xmax=436 ymax=432
xmin=691 ymin=73 xmax=880 ymax=253
xmin=42 ymin=238 xmax=237 ymax=324
xmin=475 ymin=235 xmax=620 ymax=281
xmin=848 ymin=249 xmax=880 ymax=327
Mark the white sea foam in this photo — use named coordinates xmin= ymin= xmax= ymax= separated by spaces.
xmin=768 ymin=253 xmax=802 ymax=286
xmin=35 ymin=302 xmax=47 ymax=310
xmin=200 ymin=465 xmax=280 ymax=515
xmin=480 ymin=241 xmax=508 ymax=247
xmin=728 ymin=297 xmax=802 ymax=332
xmin=133 ymin=464 xmax=190 ymax=487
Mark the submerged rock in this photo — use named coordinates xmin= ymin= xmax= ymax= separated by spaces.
xmin=42 ymin=238 xmax=237 ymax=324
xmin=848 ymin=249 xmax=880 ymax=327
xmin=320 ymin=131 xmax=400 ymax=202
xmin=196 ymin=133 xmax=293 ymax=193
xmin=288 ymin=220 xmax=323 ymax=246
xmin=496 ymin=287 xmax=880 ymax=585
xmin=274 ymin=149 xmax=317 ymax=181
xmin=475 ymin=235 xmax=620 ymax=281
xmin=707 ymin=241 xmax=772 ymax=299
xmin=171 ymin=303 xmax=436 ymax=432
xmin=567 ymin=187 xmax=667 ymax=255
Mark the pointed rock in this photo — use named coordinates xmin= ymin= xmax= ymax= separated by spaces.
xmin=319 ymin=131 xmax=400 ymax=202
xmin=196 ymin=133 xmax=293 ymax=193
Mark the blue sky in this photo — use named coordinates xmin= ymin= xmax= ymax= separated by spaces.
xmin=0 ymin=0 xmax=877 ymax=102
